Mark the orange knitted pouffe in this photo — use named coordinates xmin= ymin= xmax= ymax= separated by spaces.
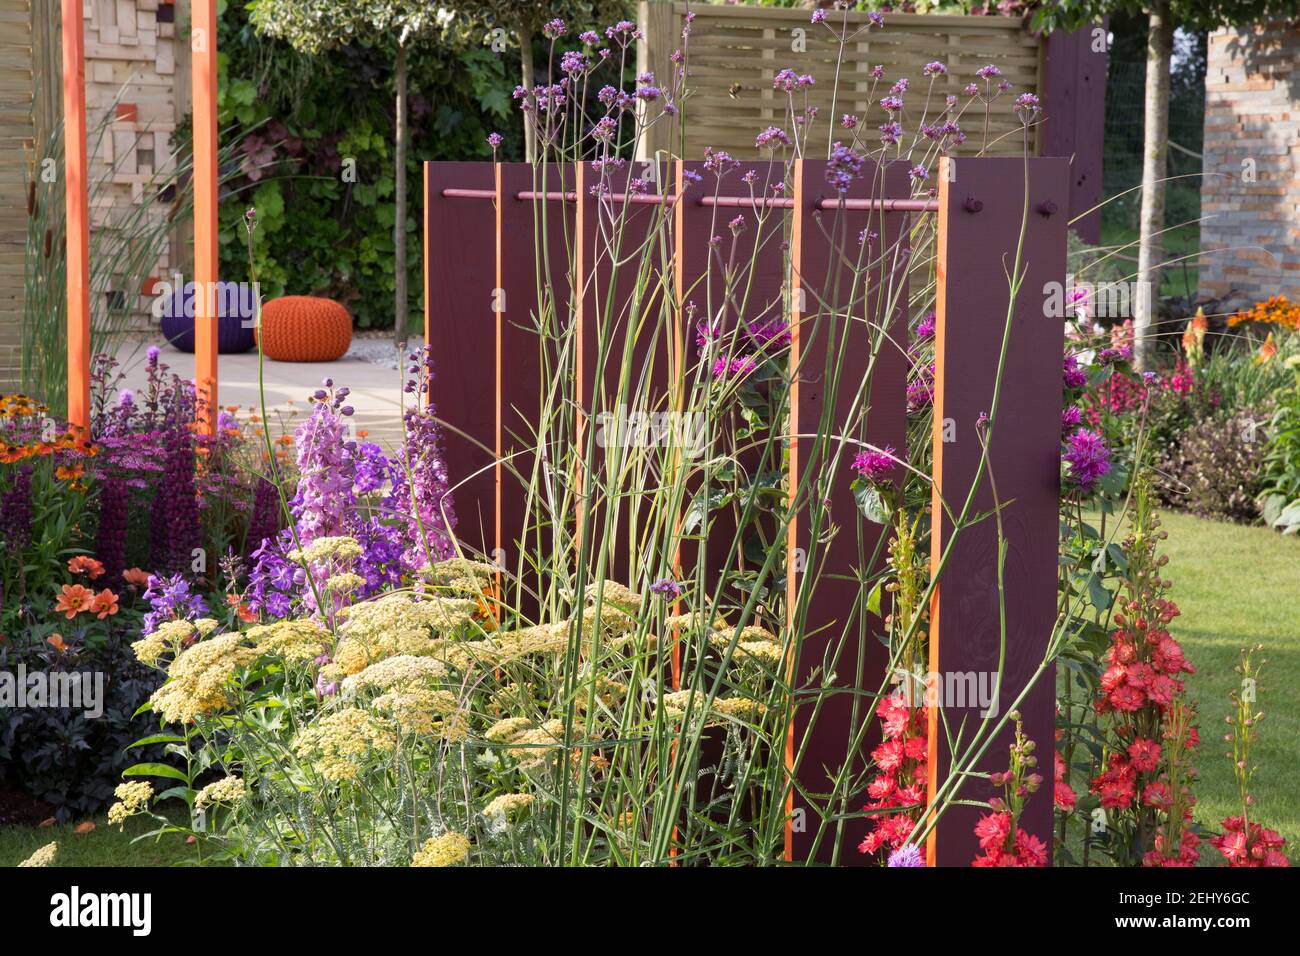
xmin=258 ymin=296 xmax=352 ymax=362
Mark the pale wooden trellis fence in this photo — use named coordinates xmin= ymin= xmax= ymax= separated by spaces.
xmin=636 ymin=1 xmax=1106 ymax=238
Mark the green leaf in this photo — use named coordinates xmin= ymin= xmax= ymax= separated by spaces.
xmin=123 ymin=763 xmax=190 ymax=784
xmin=853 ymin=481 xmax=890 ymax=524
xmin=866 ymin=579 xmax=884 ymax=617
xmin=1087 ymin=572 xmax=1113 ymax=611
xmin=127 ymin=733 xmax=187 ymax=750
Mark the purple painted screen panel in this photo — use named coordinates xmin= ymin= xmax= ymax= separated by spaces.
xmin=577 ymin=162 xmax=678 ymax=586
xmin=424 ymin=162 xmax=496 ymax=558
xmin=497 ymin=164 xmax=575 ymax=600
xmin=675 ymin=160 xmax=788 ymax=611
xmin=927 ymin=156 xmax=1068 ymax=866
xmin=785 ymin=160 xmax=910 ymax=864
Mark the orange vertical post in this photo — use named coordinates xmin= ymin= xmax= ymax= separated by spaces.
xmin=61 ymin=0 xmax=91 ymax=431
xmin=493 ymin=162 xmax=503 ymax=604
xmin=192 ymin=0 xmax=219 ymax=433
xmin=782 ymin=158 xmax=805 ymax=863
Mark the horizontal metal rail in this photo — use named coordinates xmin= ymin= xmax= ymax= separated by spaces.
xmin=439 ymin=186 xmax=939 ymax=212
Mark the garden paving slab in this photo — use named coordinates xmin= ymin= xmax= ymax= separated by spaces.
xmin=112 ymin=338 xmax=413 ymax=450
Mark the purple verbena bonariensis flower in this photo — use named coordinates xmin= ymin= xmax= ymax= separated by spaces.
xmin=142 ymin=572 xmax=208 ymax=634
xmin=755 ymin=126 xmax=792 ymax=150
xmin=1062 ymin=428 xmax=1111 ymax=495
xmin=826 ymin=141 xmax=865 ymax=194
xmin=650 ymin=577 xmax=683 ymax=600
xmin=852 ymin=446 xmax=898 ymax=483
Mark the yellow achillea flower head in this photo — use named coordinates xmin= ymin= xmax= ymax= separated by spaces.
xmin=422 ymin=557 xmax=498 ymax=597
xmin=657 ymin=691 xmax=766 ymax=724
xmin=247 ymin=619 xmax=331 ymax=662
xmin=132 ymin=618 xmax=198 ymax=665
xmin=115 ymin=780 xmax=154 ymax=809
xmin=108 ymin=781 xmax=154 ymax=827
xmin=195 ymin=775 xmax=247 ymax=809
xmin=343 ymin=655 xmax=449 ymax=694
xmin=482 ymin=793 xmax=535 ymax=820
xmin=484 ymin=716 xmax=533 ymax=743
xmin=371 ymin=688 xmax=462 ymax=737
xmin=664 ymin=612 xmax=729 ymax=633
xmin=429 ymin=638 xmax=502 ymax=672
xmin=292 ymin=708 xmax=397 ymax=782
xmin=325 ymin=572 xmax=366 ymax=596
xmin=289 ymin=535 xmax=364 ymax=565
xmin=589 ymin=580 xmax=642 ymax=612
xmin=149 ymin=634 xmax=258 ymax=724
xmin=573 ymin=604 xmax=637 ymax=638
xmin=131 ymin=634 xmax=168 ymax=666
xmin=574 ymin=676 xmax=628 ymax=711
xmin=411 ymin=832 xmax=470 ymax=867
xmin=492 ymin=623 xmax=569 ymax=660
xmin=18 ymin=842 xmax=58 ymax=867
xmin=324 ymin=595 xmax=480 ymax=680
xmin=709 ymin=628 xmax=784 ymax=666
xmin=711 ymin=625 xmax=779 ymax=645
xmin=506 ymin=718 xmax=576 ymax=769
xmin=713 ymin=696 xmax=768 ymax=721
xmin=732 ymin=642 xmax=784 ymax=665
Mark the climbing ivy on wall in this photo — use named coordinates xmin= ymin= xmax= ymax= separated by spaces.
xmin=181 ymin=0 xmax=522 ymax=329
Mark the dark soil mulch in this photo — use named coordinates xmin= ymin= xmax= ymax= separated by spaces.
xmin=0 ymin=781 xmax=54 ymax=828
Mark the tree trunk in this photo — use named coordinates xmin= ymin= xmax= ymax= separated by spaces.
xmin=519 ymin=25 xmax=536 ymax=163
xmin=393 ymin=42 xmax=409 ymax=350
xmin=1134 ymin=2 xmax=1172 ymax=371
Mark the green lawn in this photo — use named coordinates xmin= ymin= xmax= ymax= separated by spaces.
xmin=0 ymin=811 xmax=197 ymax=867
xmin=1156 ymin=510 xmax=1300 ymax=852
xmin=1099 ymin=220 xmax=1201 ymax=300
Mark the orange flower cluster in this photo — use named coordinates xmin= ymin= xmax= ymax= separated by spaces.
xmin=67 ymin=556 xmax=105 ymax=579
xmin=54 ymin=584 xmax=119 ymax=619
xmin=1228 ymin=295 xmax=1300 ymax=333
xmin=0 ymin=394 xmax=46 ymax=419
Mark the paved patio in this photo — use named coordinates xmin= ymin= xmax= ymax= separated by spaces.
xmin=112 ymin=337 xmax=412 ymax=450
